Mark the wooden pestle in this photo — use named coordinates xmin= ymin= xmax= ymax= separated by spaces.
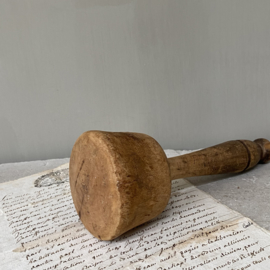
xmin=69 ymin=131 xmax=270 ymax=240
xmin=169 ymin=138 xmax=270 ymax=180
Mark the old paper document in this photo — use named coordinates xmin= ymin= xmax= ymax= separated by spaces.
xmin=1 ymin=151 xmax=270 ymax=269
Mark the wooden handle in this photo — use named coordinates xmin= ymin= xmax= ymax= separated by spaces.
xmin=168 ymin=138 xmax=270 ymax=180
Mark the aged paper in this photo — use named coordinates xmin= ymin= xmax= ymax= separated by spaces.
xmin=1 ymin=151 xmax=270 ymax=270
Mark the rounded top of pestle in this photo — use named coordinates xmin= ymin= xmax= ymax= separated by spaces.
xmin=254 ymin=138 xmax=270 ymax=164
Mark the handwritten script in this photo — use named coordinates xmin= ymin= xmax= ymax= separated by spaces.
xmin=1 ymin=153 xmax=270 ymax=269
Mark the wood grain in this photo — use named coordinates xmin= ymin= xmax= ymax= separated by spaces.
xmin=69 ymin=131 xmax=170 ymax=240
xmin=69 ymin=131 xmax=270 ymax=240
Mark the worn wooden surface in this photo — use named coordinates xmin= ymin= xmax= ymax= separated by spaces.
xmin=69 ymin=131 xmax=171 ymax=240
xmin=169 ymin=139 xmax=270 ymax=180
xmin=69 ymin=131 xmax=270 ymax=240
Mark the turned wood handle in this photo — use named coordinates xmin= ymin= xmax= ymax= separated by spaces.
xmin=169 ymin=138 xmax=270 ymax=180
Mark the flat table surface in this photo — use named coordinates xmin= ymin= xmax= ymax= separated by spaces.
xmin=0 ymin=157 xmax=269 ymax=231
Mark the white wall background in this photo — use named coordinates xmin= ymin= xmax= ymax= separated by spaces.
xmin=1 ymin=0 xmax=270 ymax=163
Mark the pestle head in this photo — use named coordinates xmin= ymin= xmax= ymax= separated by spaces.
xmin=69 ymin=131 xmax=171 ymax=240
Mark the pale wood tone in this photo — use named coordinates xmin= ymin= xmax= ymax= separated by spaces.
xmin=69 ymin=131 xmax=270 ymax=240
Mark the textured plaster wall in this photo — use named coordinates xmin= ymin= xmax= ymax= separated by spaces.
xmin=1 ymin=0 xmax=270 ymax=163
